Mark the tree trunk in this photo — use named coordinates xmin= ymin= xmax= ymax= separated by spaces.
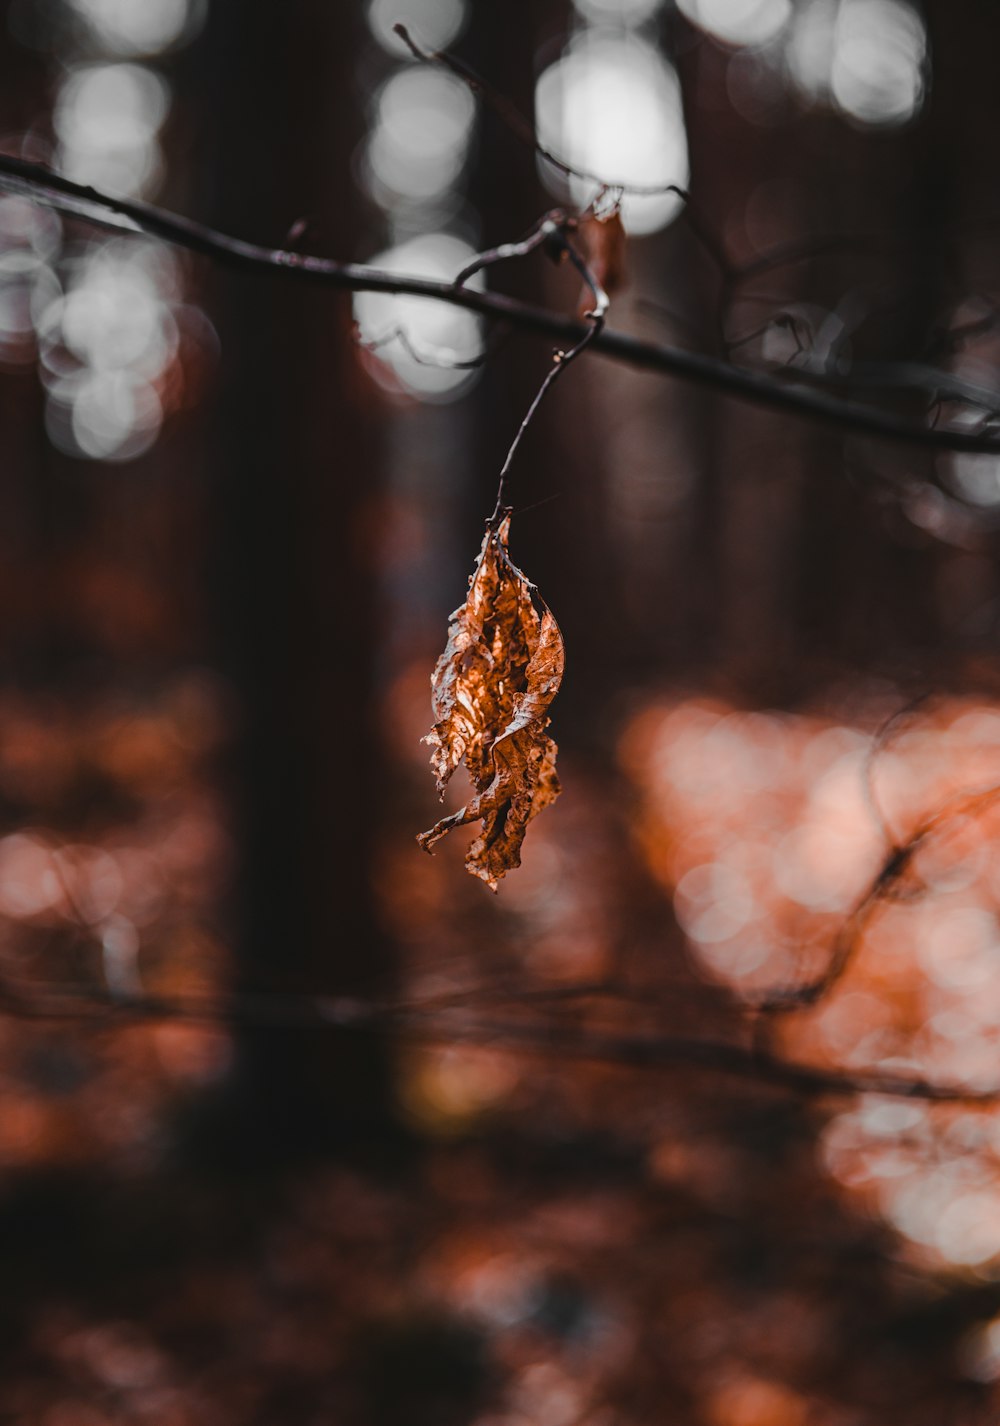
xmin=193 ymin=0 xmax=395 ymax=1156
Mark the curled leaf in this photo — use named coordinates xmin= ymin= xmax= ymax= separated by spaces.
xmin=418 ymin=516 xmax=564 ymax=890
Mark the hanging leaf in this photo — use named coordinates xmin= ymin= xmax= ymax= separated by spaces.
xmin=417 ymin=516 xmax=564 ymax=890
xmin=576 ymin=208 xmax=627 ymax=315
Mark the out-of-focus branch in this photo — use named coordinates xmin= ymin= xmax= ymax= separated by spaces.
xmin=758 ymin=779 xmax=1000 ymax=1017
xmin=2 ymin=154 xmax=1000 ymax=453
xmin=0 ymin=970 xmax=995 ymax=1104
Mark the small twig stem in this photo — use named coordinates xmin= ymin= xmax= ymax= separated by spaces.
xmin=453 ymin=210 xmax=568 ymax=288
xmin=358 ymin=322 xmax=492 ymax=370
xmin=394 ymin=24 xmax=689 ymax=203
xmin=489 ymin=233 xmax=607 ymax=527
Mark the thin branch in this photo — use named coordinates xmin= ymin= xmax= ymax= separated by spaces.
xmin=394 ymin=25 xmax=732 ymax=279
xmin=758 ymin=779 xmax=1000 ymax=1017
xmin=0 ymin=969 xmax=994 ymax=1104
xmin=861 ymin=695 xmax=933 ymax=850
xmin=726 ymin=311 xmax=811 ymax=361
xmin=3 ymin=155 xmax=1000 ymax=452
xmin=394 ymin=24 xmax=689 ymax=204
xmin=489 ymin=230 xmax=607 ymax=526
xmin=453 ymin=209 xmax=569 ymax=288
xmin=357 ymin=322 xmax=490 ymax=370
xmin=772 ymin=358 xmax=1000 ymax=418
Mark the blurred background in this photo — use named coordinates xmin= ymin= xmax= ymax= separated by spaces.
xmin=3 ymin=0 xmax=1000 ymax=1422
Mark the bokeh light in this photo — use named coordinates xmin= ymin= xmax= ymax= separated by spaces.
xmin=354 ymin=233 xmax=483 ymax=400
xmin=535 ymin=31 xmax=689 ymax=234
xmin=572 ymin=0 xmax=665 ymax=26
xmin=785 ymin=0 xmax=927 ymax=126
xmin=54 ymin=62 xmax=170 ymax=196
xmin=38 ymin=239 xmax=182 ymax=460
xmin=65 ymin=0 xmax=204 ymax=57
xmin=367 ymin=0 xmax=467 ymax=54
xmin=366 ymin=65 xmax=475 ymax=208
xmin=677 ymin=0 xmax=792 ymax=49
xmin=624 ymin=693 xmax=1000 ymax=1269
xmin=948 ymin=453 xmax=1000 ymax=508
xmin=830 ymin=0 xmax=926 ymax=125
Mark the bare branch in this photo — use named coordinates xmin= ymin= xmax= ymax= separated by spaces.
xmin=394 ymin=24 xmax=689 ymax=204
xmin=861 ymin=695 xmax=933 ymax=850
xmin=758 ymin=778 xmax=1000 ymax=1017
xmin=2 ymin=154 xmax=1000 ymax=453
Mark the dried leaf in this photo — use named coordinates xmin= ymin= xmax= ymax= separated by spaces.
xmin=417 ymin=516 xmax=564 ymax=890
xmin=577 ymin=209 xmax=627 ymax=315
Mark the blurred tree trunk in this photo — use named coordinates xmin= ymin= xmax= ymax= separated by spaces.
xmin=668 ymin=7 xmax=986 ymax=696
xmin=194 ymin=0 xmax=394 ymax=1155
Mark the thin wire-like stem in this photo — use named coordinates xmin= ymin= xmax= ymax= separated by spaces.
xmin=393 ymin=24 xmax=733 ymax=279
xmin=453 ymin=210 xmax=568 ymax=288
xmin=488 ymin=324 xmax=599 ymax=527
xmin=394 ymin=24 xmax=689 ymax=203
xmin=488 ymin=233 xmax=607 ymax=528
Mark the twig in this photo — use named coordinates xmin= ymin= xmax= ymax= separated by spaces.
xmin=861 ymin=695 xmax=933 ymax=850
xmin=757 ymin=778 xmax=1000 ymax=1017
xmin=633 ymin=295 xmax=707 ymax=349
xmin=393 ymin=25 xmax=732 ymax=279
xmin=726 ymin=311 xmax=811 ymax=361
xmin=773 ymin=359 xmax=1000 ymax=418
xmin=3 ymin=154 xmax=1000 ymax=452
xmin=357 ymin=322 xmax=490 ymax=370
xmin=488 ymin=231 xmax=607 ymax=527
xmin=0 ymin=969 xmax=994 ymax=1103
xmin=453 ymin=209 xmax=570 ymax=288
xmin=394 ymin=24 xmax=689 ymax=204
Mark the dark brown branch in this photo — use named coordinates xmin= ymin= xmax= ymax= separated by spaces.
xmin=2 ymin=154 xmax=1000 ymax=453
xmin=759 ymin=779 xmax=1000 ymax=1017
xmin=0 ymin=970 xmax=994 ymax=1104
xmin=394 ymin=24 xmax=690 ymax=205
xmin=453 ymin=208 xmax=569 ymax=288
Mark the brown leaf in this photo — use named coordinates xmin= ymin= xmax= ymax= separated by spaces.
xmin=417 ymin=516 xmax=564 ymax=890
xmin=577 ymin=209 xmax=627 ymax=315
